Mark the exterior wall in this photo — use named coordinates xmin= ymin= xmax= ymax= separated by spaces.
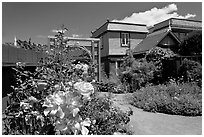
xmin=108 ymin=32 xmax=128 ymax=55
xmin=159 ymin=34 xmax=180 ymax=52
xmin=99 ymin=31 xmax=147 ymax=77
xmin=100 ymin=32 xmax=109 ymax=57
xmin=92 ymin=22 xmax=148 ymax=77
xmin=108 ymin=31 xmax=146 ymax=56
xmin=159 ymin=34 xmax=178 ymax=47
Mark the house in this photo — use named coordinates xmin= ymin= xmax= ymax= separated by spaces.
xmin=132 ymin=28 xmax=181 ymax=59
xmin=132 ymin=18 xmax=202 ymax=79
xmin=91 ymin=20 xmax=148 ymax=77
xmin=92 ymin=18 xmax=201 ymax=78
xmin=133 ymin=18 xmax=202 ymax=58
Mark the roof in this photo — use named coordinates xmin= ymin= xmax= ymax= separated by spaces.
xmin=132 ymin=28 xmax=181 ymax=54
xmin=2 ymin=44 xmax=46 ymax=66
xmin=149 ymin=18 xmax=202 ymax=33
xmin=92 ymin=21 xmax=148 ymax=38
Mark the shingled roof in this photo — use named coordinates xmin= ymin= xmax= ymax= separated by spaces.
xmin=92 ymin=21 xmax=148 ymax=38
xmin=132 ymin=28 xmax=181 ymax=54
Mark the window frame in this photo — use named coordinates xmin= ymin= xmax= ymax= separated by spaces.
xmin=120 ymin=32 xmax=130 ymax=47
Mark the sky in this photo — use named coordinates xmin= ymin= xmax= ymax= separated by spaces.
xmin=2 ymin=2 xmax=202 ymax=45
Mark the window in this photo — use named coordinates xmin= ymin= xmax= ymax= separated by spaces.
xmin=121 ymin=33 xmax=129 ymax=47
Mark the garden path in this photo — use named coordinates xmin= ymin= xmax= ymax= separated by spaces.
xmin=99 ymin=92 xmax=202 ymax=135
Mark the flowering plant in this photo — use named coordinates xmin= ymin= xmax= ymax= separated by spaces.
xmin=3 ymin=26 xmax=130 ymax=135
xmin=42 ymin=80 xmax=95 ymax=135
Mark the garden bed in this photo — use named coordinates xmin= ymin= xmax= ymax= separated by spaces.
xmin=128 ymin=82 xmax=202 ymax=116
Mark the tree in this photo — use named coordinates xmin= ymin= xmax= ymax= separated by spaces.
xmin=178 ymin=31 xmax=202 ymax=56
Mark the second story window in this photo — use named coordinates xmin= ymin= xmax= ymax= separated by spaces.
xmin=121 ymin=33 xmax=129 ymax=47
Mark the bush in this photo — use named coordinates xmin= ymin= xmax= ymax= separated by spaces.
xmin=95 ymin=82 xmax=116 ymax=93
xmin=129 ymin=82 xmax=202 ymax=116
xmin=145 ymin=47 xmax=177 ymax=84
xmin=79 ymin=95 xmax=131 ymax=135
xmin=120 ymin=47 xmax=177 ymax=92
xmin=178 ymin=59 xmax=202 ymax=86
xmin=178 ymin=31 xmax=202 ymax=56
xmin=99 ymin=69 xmax=128 ymax=94
xmin=119 ymin=59 xmax=156 ymax=92
xmin=95 ymin=82 xmax=127 ymax=94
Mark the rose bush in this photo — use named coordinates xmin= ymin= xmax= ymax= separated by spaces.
xmin=3 ymin=27 xmax=131 ymax=135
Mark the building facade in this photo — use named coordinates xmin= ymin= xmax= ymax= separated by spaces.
xmin=92 ymin=18 xmax=201 ymax=77
xmin=133 ymin=18 xmax=202 ymax=58
xmin=91 ymin=20 xmax=148 ymax=77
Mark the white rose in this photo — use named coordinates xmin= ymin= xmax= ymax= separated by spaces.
xmin=74 ymin=82 xmax=94 ymax=97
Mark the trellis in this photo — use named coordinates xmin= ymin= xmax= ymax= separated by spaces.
xmin=47 ymin=36 xmax=101 ymax=81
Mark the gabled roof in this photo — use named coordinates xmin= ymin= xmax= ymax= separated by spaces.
xmin=132 ymin=28 xmax=181 ymax=55
xmin=92 ymin=21 xmax=148 ymax=38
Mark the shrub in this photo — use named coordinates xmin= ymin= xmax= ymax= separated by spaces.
xmin=145 ymin=47 xmax=176 ymax=63
xmin=131 ymin=60 xmax=156 ymax=88
xmin=119 ymin=59 xmax=156 ymax=92
xmin=99 ymin=68 xmax=128 ymax=94
xmin=178 ymin=59 xmax=202 ymax=86
xmin=129 ymin=82 xmax=202 ymax=116
xmin=95 ymin=82 xmax=116 ymax=93
xmin=95 ymin=82 xmax=127 ymax=94
xmin=79 ymin=95 xmax=131 ymax=135
xmin=120 ymin=47 xmax=177 ymax=92
xmin=178 ymin=31 xmax=202 ymax=56
xmin=145 ymin=47 xmax=177 ymax=84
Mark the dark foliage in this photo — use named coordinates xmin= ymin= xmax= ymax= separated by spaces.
xmin=178 ymin=31 xmax=202 ymax=56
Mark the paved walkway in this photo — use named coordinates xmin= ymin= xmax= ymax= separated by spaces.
xmin=99 ymin=92 xmax=202 ymax=135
